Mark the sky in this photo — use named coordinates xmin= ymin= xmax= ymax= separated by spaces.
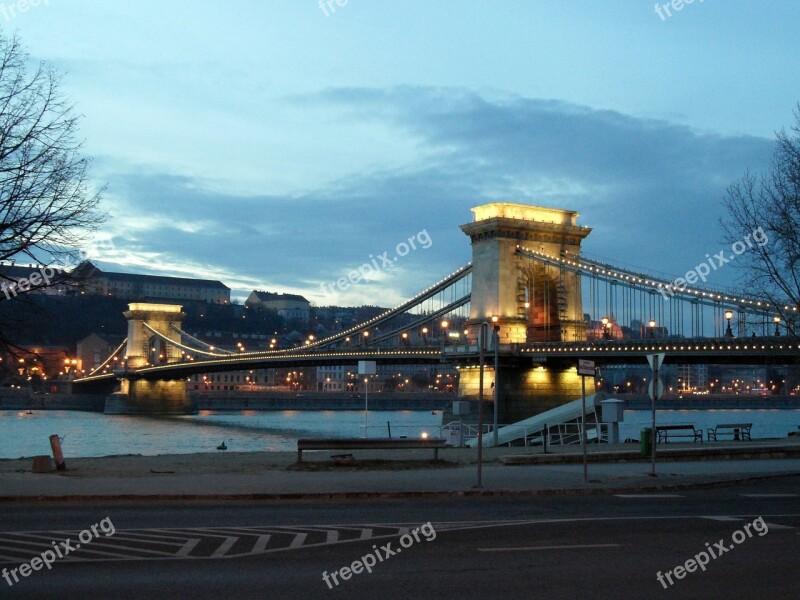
xmin=4 ymin=0 xmax=800 ymax=305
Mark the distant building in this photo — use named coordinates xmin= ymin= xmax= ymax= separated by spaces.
xmin=246 ymin=291 xmax=310 ymax=325
xmin=0 ymin=262 xmax=72 ymax=299
xmin=73 ymin=262 xmax=230 ymax=304
xmin=76 ymin=333 xmax=126 ymax=375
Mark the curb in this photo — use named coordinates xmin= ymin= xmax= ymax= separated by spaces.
xmin=501 ymin=447 xmax=800 ymax=465
xmin=1 ymin=471 xmax=797 ymax=503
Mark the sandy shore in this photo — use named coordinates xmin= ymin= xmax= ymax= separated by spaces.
xmin=0 ymin=447 xmax=523 ymax=477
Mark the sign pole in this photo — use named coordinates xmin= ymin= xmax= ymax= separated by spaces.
xmin=650 ymin=355 xmax=658 ymax=476
xmin=646 ymin=352 xmax=664 ymax=477
xmin=576 ymin=359 xmax=595 ymax=485
xmin=581 ymin=373 xmax=587 ymax=484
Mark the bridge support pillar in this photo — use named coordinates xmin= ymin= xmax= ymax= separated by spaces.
xmin=458 ymin=363 xmax=588 ymax=424
xmin=104 ymin=303 xmax=194 ymax=415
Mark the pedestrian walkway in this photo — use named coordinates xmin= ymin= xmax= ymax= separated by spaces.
xmin=1 ymin=441 xmax=799 ymax=500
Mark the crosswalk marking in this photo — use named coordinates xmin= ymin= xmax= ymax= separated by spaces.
xmin=176 ymin=539 xmax=200 ymax=557
xmin=210 ymin=537 xmax=239 ymax=558
xmin=253 ymin=535 xmax=271 ymax=553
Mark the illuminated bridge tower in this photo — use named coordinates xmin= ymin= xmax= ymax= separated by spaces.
xmin=459 ymin=202 xmax=593 ymax=422
xmin=104 ymin=303 xmax=194 ymax=415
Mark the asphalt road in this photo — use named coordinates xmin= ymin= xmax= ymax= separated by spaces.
xmin=1 ymin=476 xmax=798 ymax=599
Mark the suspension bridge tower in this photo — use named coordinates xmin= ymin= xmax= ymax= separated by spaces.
xmin=104 ymin=303 xmax=194 ymax=414
xmin=459 ymin=202 xmax=593 ymax=421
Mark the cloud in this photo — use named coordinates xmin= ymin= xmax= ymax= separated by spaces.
xmin=90 ymin=87 xmax=775 ymax=304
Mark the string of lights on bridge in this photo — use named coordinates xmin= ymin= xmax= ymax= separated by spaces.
xmin=516 ymin=246 xmax=797 ymax=317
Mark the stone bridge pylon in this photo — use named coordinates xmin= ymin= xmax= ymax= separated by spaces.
xmin=104 ymin=303 xmax=195 ymax=415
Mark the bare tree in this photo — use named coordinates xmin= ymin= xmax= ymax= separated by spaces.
xmin=721 ymin=104 xmax=800 ymax=338
xmin=0 ymin=33 xmax=104 ymax=351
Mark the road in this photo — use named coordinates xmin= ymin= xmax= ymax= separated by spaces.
xmin=1 ymin=476 xmax=798 ymax=599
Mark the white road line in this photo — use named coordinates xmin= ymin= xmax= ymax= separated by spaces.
xmin=741 ymin=494 xmax=799 ymax=498
xmin=98 ymin=534 xmax=186 ymax=547
xmin=615 ymin=494 xmax=685 ymax=498
xmin=210 ymin=537 xmax=238 ymax=558
xmin=70 ymin=540 xmax=186 ymax=557
xmin=479 ymin=544 xmax=621 ymax=552
xmin=326 ymin=530 xmax=339 ymax=544
xmin=762 ymin=522 xmax=795 ymax=530
xmin=359 ymin=528 xmax=373 ymax=540
xmin=176 ymin=539 xmax=200 ymax=557
xmin=289 ymin=533 xmax=308 ymax=549
xmin=701 ymin=516 xmax=743 ymax=522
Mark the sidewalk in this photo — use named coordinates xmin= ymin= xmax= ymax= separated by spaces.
xmin=2 ymin=440 xmax=799 ymax=501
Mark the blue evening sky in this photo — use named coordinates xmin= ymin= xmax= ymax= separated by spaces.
xmin=6 ymin=0 xmax=799 ymax=304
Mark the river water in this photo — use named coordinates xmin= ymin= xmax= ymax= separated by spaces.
xmin=0 ymin=409 xmax=444 ymax=459
xmin=1 ymin=408 xmax=799 ymax=459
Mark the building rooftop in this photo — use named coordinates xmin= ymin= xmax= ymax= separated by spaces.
xmin=77 ymin=261 xmax=230 ymax=290
xmin=249 ymin=290 xmax=309 ymax=303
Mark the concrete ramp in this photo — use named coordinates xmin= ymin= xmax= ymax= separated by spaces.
xmin=467 ymin=394 xmax=600 ymax=447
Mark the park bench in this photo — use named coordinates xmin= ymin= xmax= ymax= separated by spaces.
xmin=707 ymin=423 xmax=752 ymax=442
xmin=656 ymin=424 xmax=703 ymax=443
xmin=296 ymin=437 xmax=447 ymax=463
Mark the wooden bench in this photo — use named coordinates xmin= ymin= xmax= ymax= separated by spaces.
xmin=707 ymin=423 xmax=752 ymax=442
xmin=296 ymin=438 xmax=447 ymax=462
xmin=656 ymin=424 xmax=703 ymax=443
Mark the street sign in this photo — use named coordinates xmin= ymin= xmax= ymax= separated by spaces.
xmin=577 ymin=359 xmax=595 ymax=377
xmin=646 ymin=353 xmax=665 ymax=401
xmin=646 ymin=353 xmax=665 ymax=370
xmin=648 ymin=379 xmax=665 ymax=401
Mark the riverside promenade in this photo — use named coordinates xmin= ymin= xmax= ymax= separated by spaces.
xmin=2 ymin=438 xmax=799 ymax=501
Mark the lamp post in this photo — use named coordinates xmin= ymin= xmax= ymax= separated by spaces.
xmin=401 ymin=332 xmax=409 ymax=346
xmin=363 ymin=330 xmax=370 ymax=346
xmin=601 ymin=317 xmax=610 ymax=340
xmin=648 ymin=319 xmax=656 ymax=339
xmin=724 ymin=310 xmax=734 ymax=338
xmin=421 ymin=326 xmax=429 ymax=346
xmin=774 ymin=316 xmax=781 ymax=337
xmin=491 ymin=316 xmax=500 ymax=447
xmin=441 ymin=320 xmax=449 ymax=350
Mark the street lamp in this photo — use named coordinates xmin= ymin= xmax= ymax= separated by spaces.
xmin=648 ymin=319 xmax=656 ymax=339
xmin=475 ymin=320 xmax=489 ymax=489
xmin=724 ymin=310 xmax=734 ymax=338
xmin=401 ymin=332 xmax=409 ymax=345
xmin=774 ymin=316 xmax=781 ymax=337
xmin=362 ymin=330 xmax=369 ymax=346
xmin=441 ymin=320 xmax=449 ymax=348
xmin=601 ymin=317 xmax=611 ymax=340
xmin=491 ymin=316 xmax=500 ymax=447
xmin=421 ymin=326 xmax=429 ymax=345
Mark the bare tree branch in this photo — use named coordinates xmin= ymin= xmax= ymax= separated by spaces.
xmin=0 ymin=33 xmax=105 ymax=352
xmin=721 ymin=104 xmax=800 ymax=339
